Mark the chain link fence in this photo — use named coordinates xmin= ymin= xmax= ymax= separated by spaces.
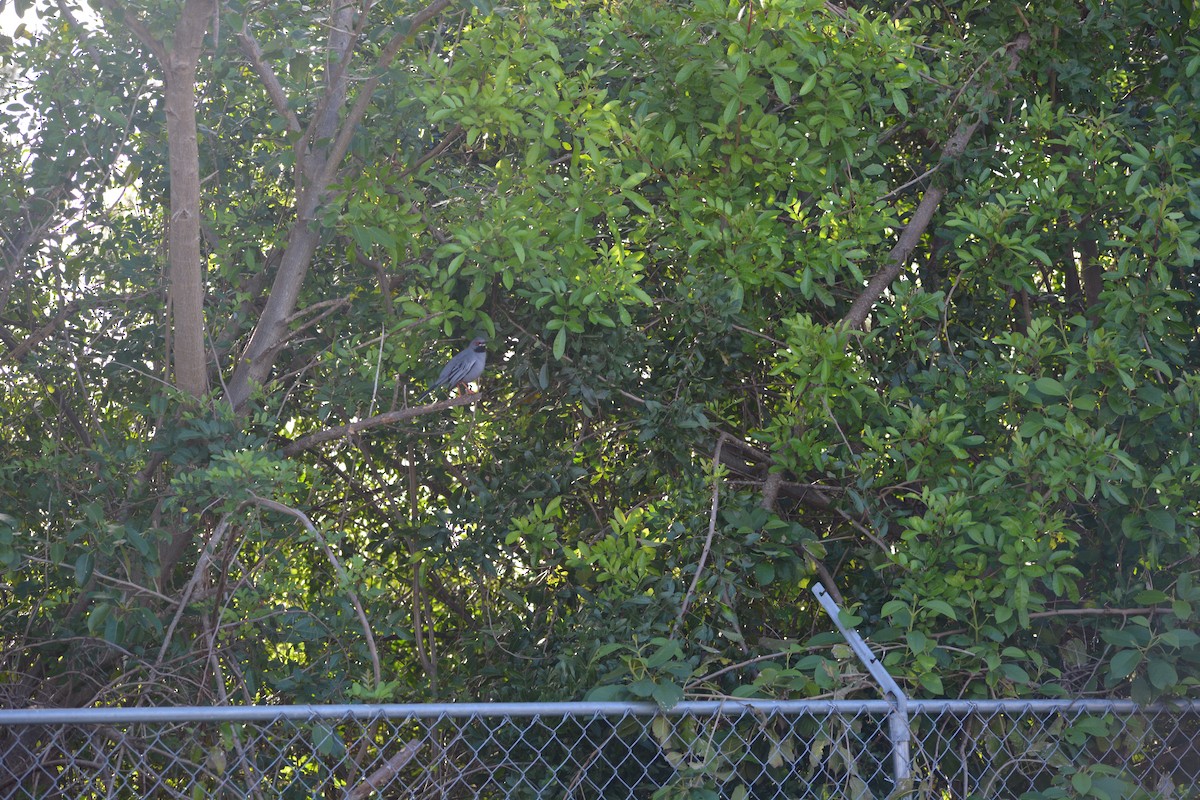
xmin=1 ymin=697 xmax=1198 ymax=799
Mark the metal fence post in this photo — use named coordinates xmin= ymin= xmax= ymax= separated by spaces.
xmin=811 ymin=582 xmax=911 ymax=789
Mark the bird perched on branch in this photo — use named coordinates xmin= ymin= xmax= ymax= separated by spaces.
xmin=422 ymin=337 xmax=488 ymax=399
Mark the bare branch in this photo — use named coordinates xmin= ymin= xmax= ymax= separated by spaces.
xmin=280 ymin=392 xmax=480 ymax=456
xmin=156 ymin=509 xmax=243 ymax=669
xmin=228 ymin=0 xmax=461 ymax=410
xmin=393 ymin=123 xmax=464 ymax=182
xmin=933 ymin=606 xmax=1177 ymax=639
xmin=24 ymin=556 xmax=174 ymax=604
xmin=1 ymin=301 xmax=82 ymax=364
xmin=316 ymin=0 xmax=459 ymax=191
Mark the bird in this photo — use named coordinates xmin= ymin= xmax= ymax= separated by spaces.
xmin=421 ymin=337 xmax=488 ymax=400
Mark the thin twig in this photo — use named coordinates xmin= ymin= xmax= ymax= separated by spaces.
xmin=155 ymin=509 xmax=242 ymax=669
xmin=369 ymin=321 xmax=385 ymax=417
xmin=686 ymin=648 xmax=805 ymax=689
xmin=393 ymin=124 xmax=465 ymax=182
xmin=874 ymin=164 xmax=940 ymax=204
xmin=24 ymin=556 xmax=174 ymax=604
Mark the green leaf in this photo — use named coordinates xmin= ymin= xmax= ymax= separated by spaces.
xmin=585 ymin=684 xmax=626 ymax=701
xmin=1159 ymin=628 xmax=1200 ymax=648
xmin=1108 ymin=649 xmax=1142 ymax=681
xmin=1072 ymin=771 xmax=1093 ymax=794
xmin=1000 ymin=663 xmax=1031 ymax=684
xmin=75 ymin=551 xmax=95 ymax=586
xmin=918 ymin=672 xmax=942 ymax=694
xmin=1032 ymin=376 xmax=1066 ymax=397
xmin=103 ymin=613 xmax=122 ymax=645
xmin=620 ymin=172 xmax=648 ymax=190
xmin=1147 ymin=658 xmax=1178 ymax=689
xmin=772 ymin=74 xmax=791 ymax=103
xmin=906 ymin=630 xmax=928 ymax=654
xmin=922 ymin=599 xmax=957 ymax=620
xmin=1027 ymin=246 xmax=1052 ymax=266
xmin=621 ymin=190 xmax=653 ymax=214
xmin=552 ymin=327 xmax=567 ymax=360
xmin=312 ymin=723 xmax=346 ymax=758
xmin=675 ymin=61 xmax=699 ymax=84
xmin=651 ymin=680 xmax=683 ymax=709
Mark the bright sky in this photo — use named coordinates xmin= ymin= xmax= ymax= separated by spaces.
xmin=0 ymin=4 xmax=42 ymax=36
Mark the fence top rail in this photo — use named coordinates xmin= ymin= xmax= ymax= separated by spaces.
xmin=0 ymin=698 xmax=1197 ymax=725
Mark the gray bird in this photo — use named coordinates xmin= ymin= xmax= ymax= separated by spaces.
xmin=422 ymin=337 xmax=488 ymax=399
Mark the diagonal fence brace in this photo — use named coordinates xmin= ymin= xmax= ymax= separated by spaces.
xmin=812 ymin=582 xmax=911 ymax=788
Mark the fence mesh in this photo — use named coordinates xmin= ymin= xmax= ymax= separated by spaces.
xmin=1 ymin=699 xmax=1197 ymax=799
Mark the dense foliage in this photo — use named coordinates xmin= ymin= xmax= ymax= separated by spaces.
xmin=1 ymin=0 xmax=1197 ymax=736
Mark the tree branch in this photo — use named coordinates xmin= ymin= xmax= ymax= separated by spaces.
xmin=227 ymin=0 xmax=460 ymax=410
xmin=841 ymin=33 xmax=1031 ymax=331
xmin=1 ymin=300 xmax=82 ymax=364
xmin=393 ymin=123 xmax=464 ymax=182
xmin=235 ymin=28 xmax=304 ymax=134
xmin=933 ymin=606 xmax=1177 ymax=639
xmin=674 ymin=434 xmax=728 ymax=636
xmin=315 ymin=0 xmax=459 ymax=192
xmin=155 ymin=509 xmax=242 ymax=669
xmin=94 ymin=0 xmax=166 ymax=63
xmin=347 ymin=740 xmax=424 ymax=800
xmin=248 ymin=494 xmax=382 ymax=690
xmin=280 ymin=392 xmax=481 ymax=456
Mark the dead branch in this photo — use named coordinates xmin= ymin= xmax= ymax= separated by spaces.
xmin=1 ymin=301 xmax=82 ymax=364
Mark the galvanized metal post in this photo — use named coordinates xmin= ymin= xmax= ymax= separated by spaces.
xmin=811 ymin=582 xmax=911 ymax=788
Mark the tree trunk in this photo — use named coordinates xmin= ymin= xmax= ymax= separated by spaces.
xmin=140 ymin=0 xmax=216 ymax=399
xmin=163 ymin=49 xmax=211 ymax=399
xmin=95 ymin=0 xmax=214 ymax=399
